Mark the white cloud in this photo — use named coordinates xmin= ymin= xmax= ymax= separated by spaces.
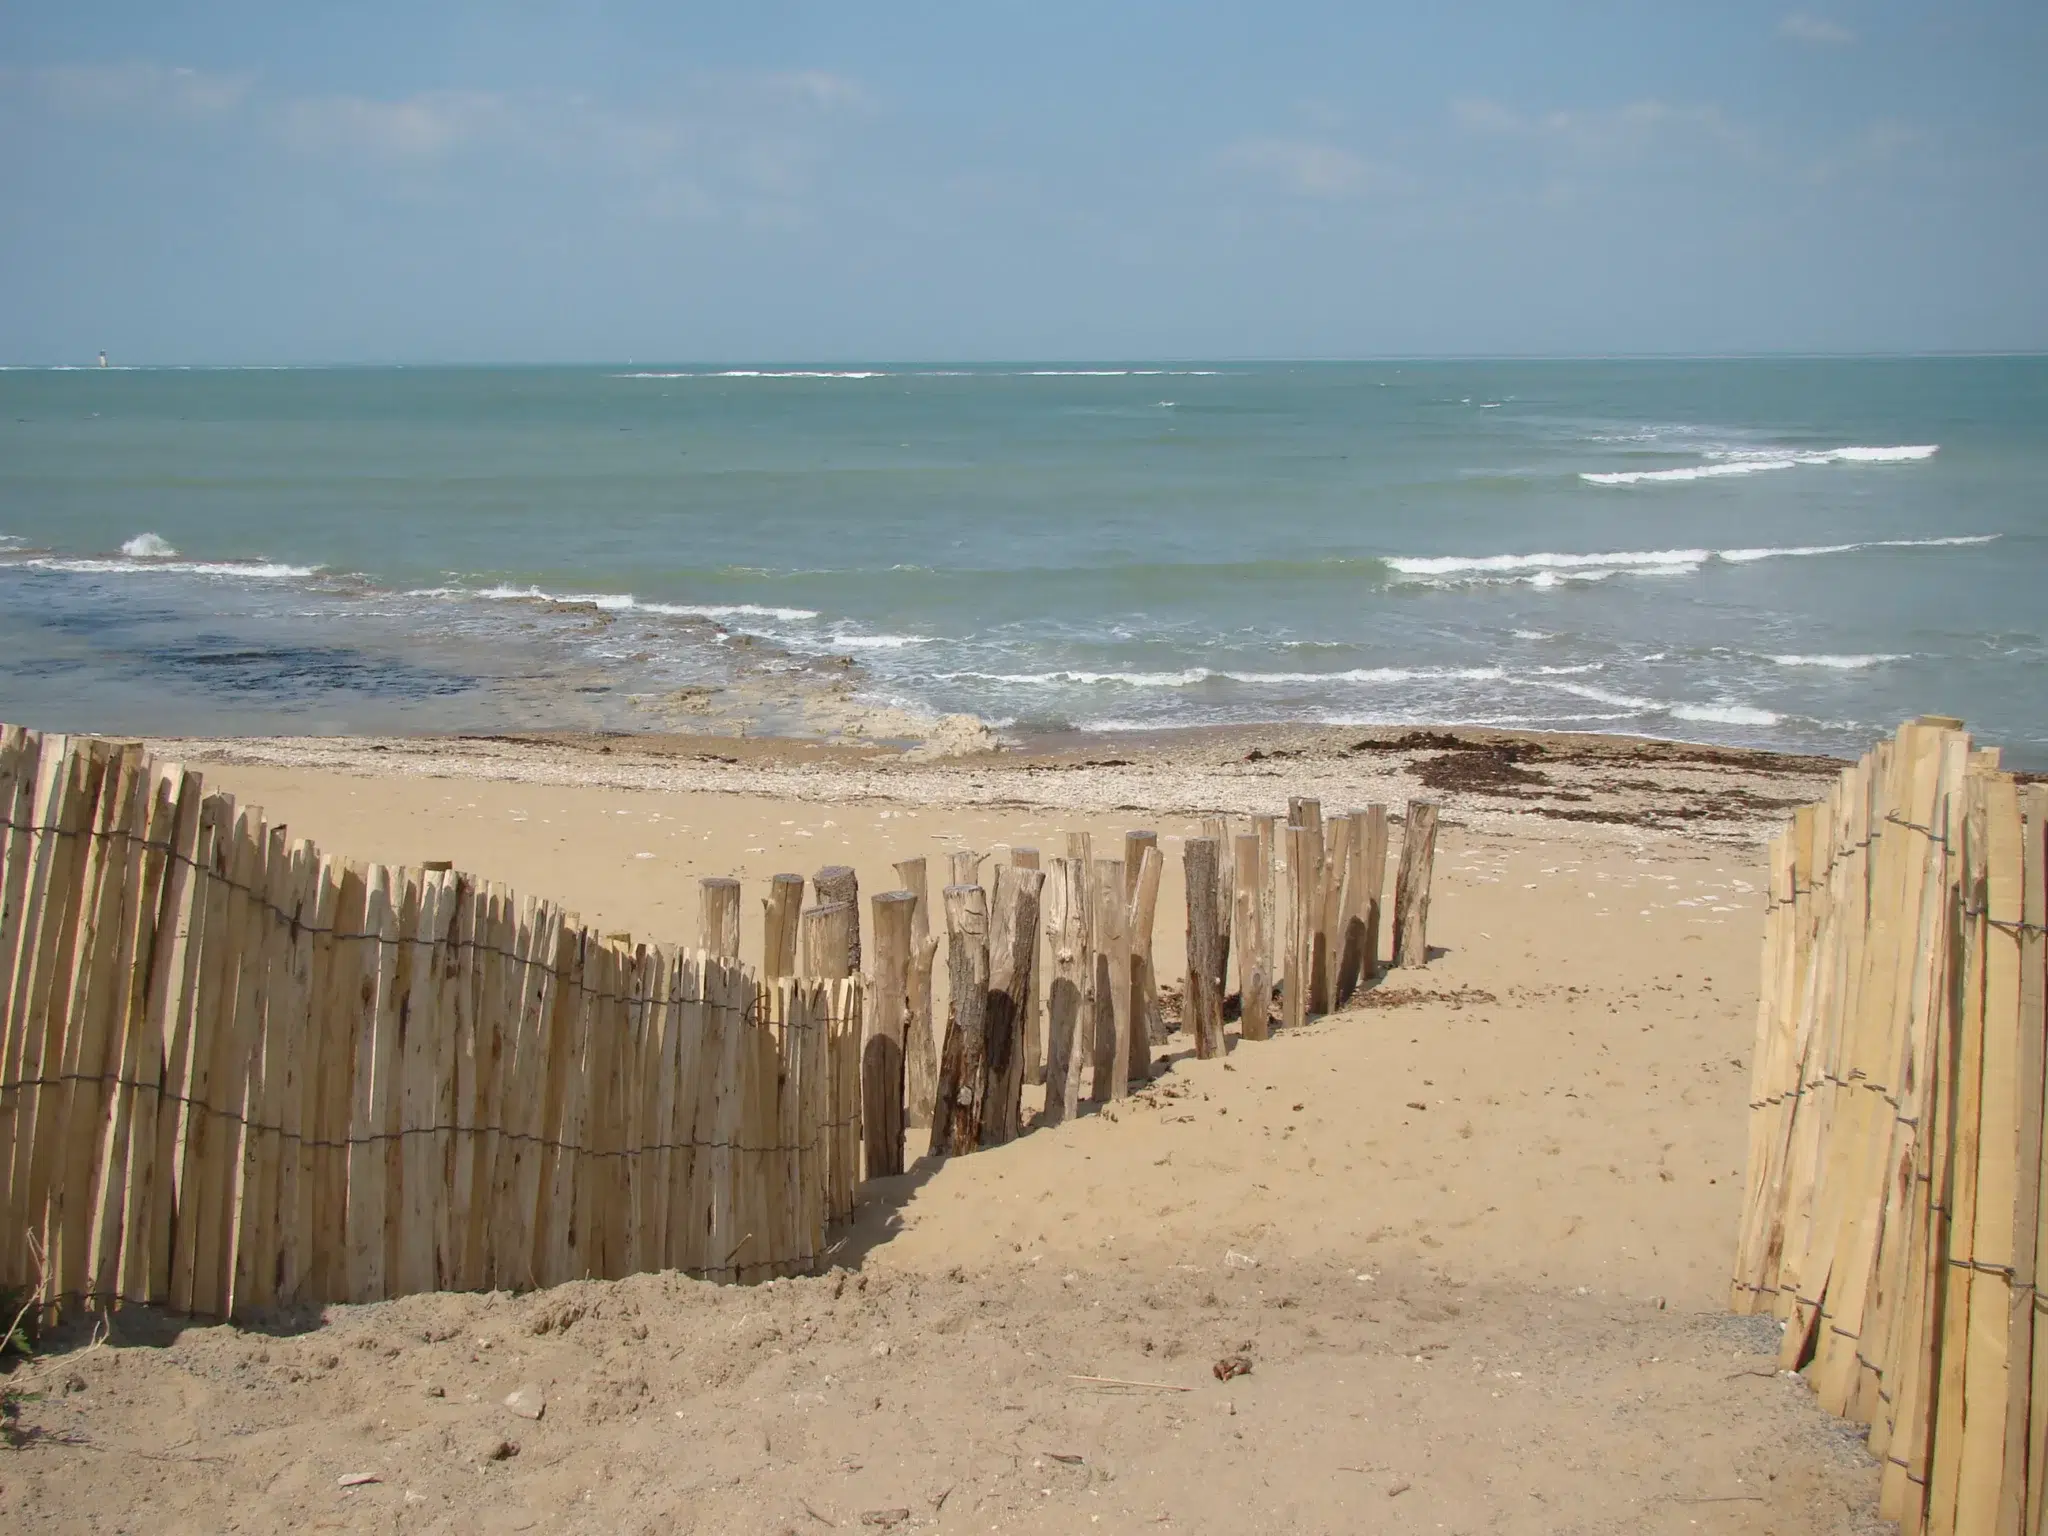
xmin=28 ymin=62 xmax=250 ymax=118
xmin=1218 ymin=138 xmax=1379 ymax=199
xmin=1779 ymin=13 xmax=1856 ymax=46
xmin=1453 ymin=96 xmax=1754 ymax=162
xmin=282 ymin=90 xmax=512 ymax=158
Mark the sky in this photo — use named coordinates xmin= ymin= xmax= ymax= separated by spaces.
xmin=2 ymin=2 xmax=2044 ymax=362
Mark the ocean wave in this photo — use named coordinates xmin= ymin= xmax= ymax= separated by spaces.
xmin=1717 ymin=534 xmax=1995 ymax=562
xmin=825 ymin=632 xmax=936 ymax=650
xmin=467 ymin=584 xmax=820 ymax=622
xmin=940 ymin=664 xmax=1515 ymax=689
xmin=1390 ymin=533 xmax=1997 ymax=587
xmin=1671 ymin=702 xmax=1782 ymax=726
xmin=21 ymin=556 xmax=320 ymax=579
xmin=1583 ymin=443 xmax=1938 ymax=485
xmin=1769 ymin=653 xmax=1909 ymax=670
xmin=1388 ymin=548 xmax=1710 ymax=577
xmin=120 ymin=532 xmax=179 ymax=558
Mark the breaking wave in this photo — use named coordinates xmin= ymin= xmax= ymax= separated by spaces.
xmin=1583 ymin=443 xmax=1938 ymax=485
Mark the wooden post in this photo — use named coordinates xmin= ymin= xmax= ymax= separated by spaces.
xmin=1184 ymin=837 xmax=1225 ymax=1058
xmin=892 ymin=857 xmax=940 ymax=1130
xmin=1122 ymin=833 xmax=1160 ymax=1045
xmin=1290 ymin=799 xmax=1327 ymax=1010
xmin=1041 ymin=856 xmax=1091 ymax=1127
xmin=983 ymin=864 xmax=1044 ymax=1146
xmin=1357 ymin=807 xmax=1389 ymax=992
xmin=1234 ymin=831 xmax=1270 ymax=1041
xmin=1088 ymin=859 xmax=1131 ymax=1101
xmin=801 ymin=902 xmax=855 ymax=981
xmin=1319 ymin=813 xmax=1352 ymax=1009
xmin=762 ymin=873 xmax=804 ymax=979
xmin=1011 ymin=848 xmax=1043 ymax=1084
xmin=1254 ymin=814 xmax=1277 ymax=1026
xmin=1283 ymin=823 xmax=1312 ymax=1029
xmin=1393 ymin=801 xmax=1440 ymax=969
xmin=865 ymin=892 xmax=916 ymax=1178
xmin=948 ymin=849 xmax=981 ymax=888
xmin=699 ymin=877 xmax=741 ymax=959
xmin=931 ymin=885 xmax=989 ymax=1157
xmin=1199 ymin=816 xmax=1233 ymax=1009
xmin=812 ymin=865 xmax=860 ymax=973
xmin=1125 ymin=843 xmax=1162 ymax=1082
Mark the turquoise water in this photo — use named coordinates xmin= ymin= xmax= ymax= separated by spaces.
xmin=2 ymin=359 xmax=2043 ymax=765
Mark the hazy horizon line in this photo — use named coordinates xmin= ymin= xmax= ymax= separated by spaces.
xmin=7 ymin=349 xmax=2047 ymax=370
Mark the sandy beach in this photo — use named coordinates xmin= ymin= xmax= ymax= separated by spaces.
xmin=0 ymin=725 xmax=1885 ymax=1534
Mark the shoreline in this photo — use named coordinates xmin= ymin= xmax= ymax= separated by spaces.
xmin=135 ymin=718 xmax=1850 ymax=845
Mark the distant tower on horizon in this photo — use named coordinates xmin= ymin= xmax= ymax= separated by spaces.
xmin=97 ymin=350 xmax=108 ymax=368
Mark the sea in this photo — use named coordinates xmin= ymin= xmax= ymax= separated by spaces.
xmin=2 ymin=358 xmax=2043 ymax=767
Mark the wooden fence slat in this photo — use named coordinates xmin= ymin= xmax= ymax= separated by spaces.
xmin=49 ymin=745 xmax=145 ymax=1304
xmin=119 ymin=765 xmax=201 ymax=1306
xmin=11 ymin=740 xmax=103 ymax=1302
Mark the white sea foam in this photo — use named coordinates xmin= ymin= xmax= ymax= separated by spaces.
xmin=25 ymin=557 xmax=319 ymax=579
xmin=1583 ymin=443 xmax=1938 ymax=485
xmin=1671 ymin=702 xmax=1782 ymax=726
xmin=1768 ymin=653 xmax=1908 ymax=669
xmin=949 ymin=665 xmax=1510 ymax=689
xmin=1718 ymin=534 xmax=1995 ymax=562
xmin=825 ymin=632 xmax=936 ymax=650
xmin=120 ymin=532 xmax=179 ymax=558
xmin=1388 ymin=548 xmax=1711 ymax=577
xmin=1390 ymin=533 xmax=1997 ymax=587
xmin=468 ymin=584 xmax=819 ymax=622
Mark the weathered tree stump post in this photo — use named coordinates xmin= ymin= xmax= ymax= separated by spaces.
xmin=762 ymin=873 xmax=805 ymax=979
xmin=1040 ymin=854 xmax=1092 ymax=1127
xmin=1184 ymin=836 xmax=1226 ymax=1058
xmin=1393 ymin=800 xmax=1440 ymax=969
xmin=865 ymin=891 xmax=917 ymax=1177
xmin=932 ymin=884 xmax=990 ymax=1156
xmin=983 ymin=863 xmax=1044 ymax=1146
xmin=699 ymin=876 xmax=741 ymax=959
xmin=1234 ymin=830 xmax=1270 ymax=1040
